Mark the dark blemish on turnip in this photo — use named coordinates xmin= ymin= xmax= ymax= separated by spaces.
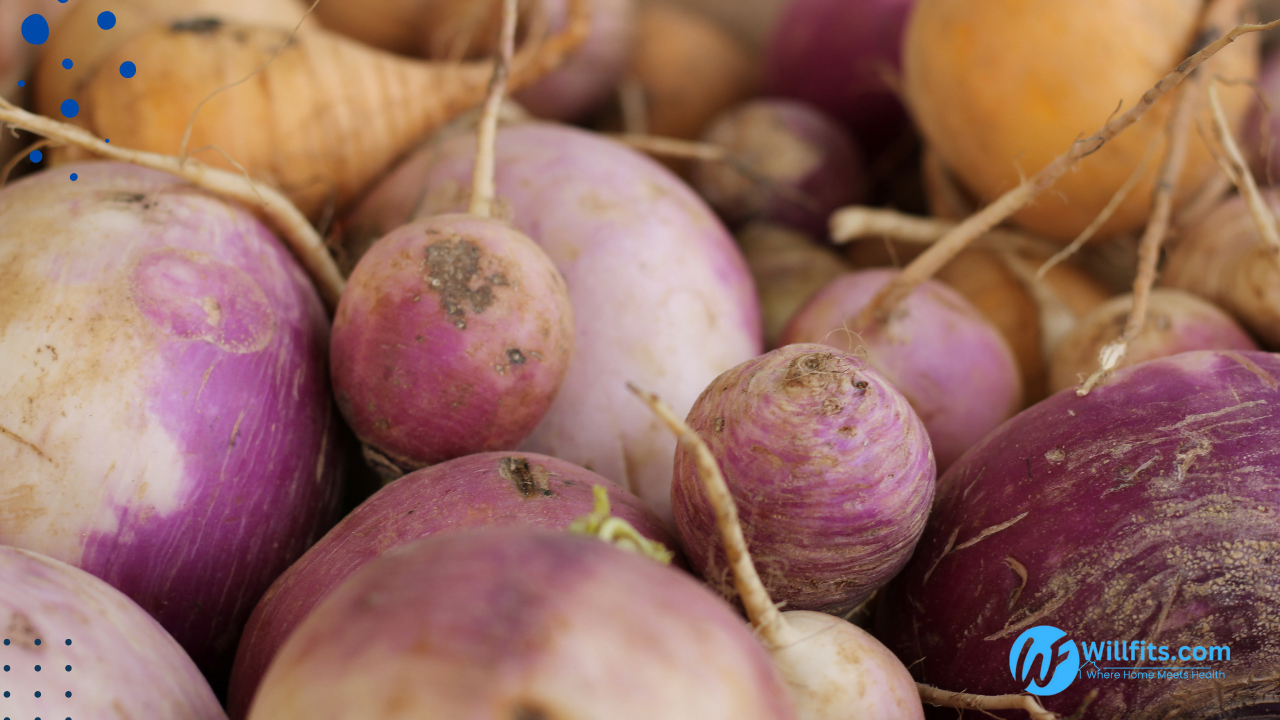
xmin=170 ymin=17 xmax=222 ymax=34
xmin=854 ymin=380 xmax=869 ymax=390
xmin=499 ymin=456 xmax=552 ymax=498
xmin=424 ymin=238 xmax=503 ymax=330
xmin=507 ymin=349 xmax=526 ymax=365
xmin=106 ymin=192 xmax=146 ymax=204
xmin=1024 ymin=458 xmax=1033 ymax=480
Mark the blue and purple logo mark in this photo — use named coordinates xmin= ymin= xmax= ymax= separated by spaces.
xmin=1 ymin=636 xmax=76 ymax=720
xmin=19 ymin=4 xmax=136 ymax=180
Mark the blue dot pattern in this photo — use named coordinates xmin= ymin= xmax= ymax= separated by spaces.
xmin=97 ymin=12 xmax=116 ymax=29
xmin=29 ymin=151 xmax=42 ymax=164
xmin=2 ymin=637 xmax=76 ymax=718
xmin=62 ymin=59 xmax=72 ymax=69
xmin=60 ymin=100 xmax=78 ymax=119
xmin=21 ymin=14 xmax=49 ymax=45
xmin=120 ymin=62 xmax=137 ymax=79
xmin=69 ymin=174 xmax=78 ymax=182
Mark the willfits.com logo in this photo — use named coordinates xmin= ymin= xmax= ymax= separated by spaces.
xmin=1009 ymin=626 xmax=1231 ymax=696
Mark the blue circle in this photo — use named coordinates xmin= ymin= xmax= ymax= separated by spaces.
xmin=16 ymin=80 xmax=23 ymax=88
xmin=35 ymin=665 xmax=41 ymax=671
xmin=97 ymin=11 xmax=116 ymax=29
xmin=3 ymin=639 xmax=8 ymax=645
xmin=64 ymin=640 xmax=71 ymax=646
xmin=119 ymin=61 xmax=136 ymax=79
xmin=103 ymin=139 xmax=109 ymax=144
xmin=61 ymin=59 xmax=72 ymax=69
xmin=35 ymin=690 xmax=41 ymax=698
xmin=21 ymin=14 xmax=50 ymax=45
xmin=65 ymin=692 xmax=71 ymax=698
xmin=60 ymin=99 xmax=78 ymax=118
xmin=68 ymin=173 xmax=77 ymax=181
xmin=3 ymin=691 xmax=7 ymax=698
xmin=64 ymin=665 xmax=70 ymax=672
xmin=33 ymin=639 xmax=40 ymax=646
xmin=30 ymin=150 xmax=42 ymax=163
xmin=3 ymin=665 xmax=8 ymax=671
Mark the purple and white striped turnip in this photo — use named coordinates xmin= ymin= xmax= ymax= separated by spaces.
xmin=245 ymin=530 xmax=797 ymax=720
xmin=227 ymin=450 xmax=677 ymax=719
xmin=779 ymin=268 xmax=1022 ymax=471
xmin=877 ymin=350 xmax=1280 ymax=718
xmin=672 ymin=343 xmax=935 ymax=616
xmin=0 ymin=161 xmax=344 ymax=685
xmin=693 ymin=98 xmax=868 ymax=239
xmin=344 ymin=122 xmax=763 ymax=523
xmin=1 ymin=545 xmax=226 ymax=720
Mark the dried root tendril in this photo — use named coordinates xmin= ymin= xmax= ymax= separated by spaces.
xmin=917 ymin=684 xmax=1098 ymax=720
xmin=568 ymin=485 xmax=674 ymax=565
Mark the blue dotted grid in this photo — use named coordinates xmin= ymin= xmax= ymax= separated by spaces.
xmin=2 ymin=637 xmax=74 ymax=719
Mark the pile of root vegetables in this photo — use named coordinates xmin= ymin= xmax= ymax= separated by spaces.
xmin=5 ymin=0 xmax=1280 ymax=718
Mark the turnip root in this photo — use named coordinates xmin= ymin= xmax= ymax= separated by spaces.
xmin=779 ymin=268 xmax=1022 ymax=471
xmin=1 ymin=546 xmax=226 ymax=719
xmin=671 ymin=344 xmax=935 ymax=616
xmin=902 ymin=0 xmax=1258 ymax=242
xmin=33 ymin=0 xmax=589 ymax=218
xmin=738 ymin=222 xmax=850 ymax=349
xmin=635 ymin=386 xmax=925 ymax=720
xmin=344 ymin=121 xmax=762 ymax=523
xmin=246 ymin=530 xmax=797 ymax=720
xmin=1049 ymin=288 xmax=1258 ymax=393
xmin=764 ymin=0 xmax=915 ymax=149
xmin=1162 ymin=191 xmax=1280 ymax=347
xmin=228 ymin=451 xmax=676 ymax=719
xmin=314 ymin=0 xmax=637 ymax=122
xmin=608 ymin=1 xmax=756 ymax=140
xmin=0 ymin=162 xmax=343 ymax=686
xmin=693 ymin=99 xmax=868 ymax=239
xmin=877 ymin=350 xmax=1280 ymax=718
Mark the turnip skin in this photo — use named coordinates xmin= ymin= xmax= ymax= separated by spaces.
xmin=877 ymin=350 xmax=1280 ymax=718
xmin=347 ymin=122 xmax=763 ymax=523
xmin=0 ymin=162 xmax=343 ymax=684
xmin=227 ymin=450 xmax=676 ymax=720
xmin=779 ymin=268 xmax=1022 ymax=471
xmin=331 ymin=213 xmax=574 ymax=472
xmin=0 ymin=545 xmax=227 ymax=719
xmin=672 ymin=344 xmax=935 ymax=616
xmin=694 ymin=98 xmax=868 ymax=239
xmin=246 ymin=530 xmax=797 ymax=720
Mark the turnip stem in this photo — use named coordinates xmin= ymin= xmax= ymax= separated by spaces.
xmin=610 ymin=134 xmax=728 ymax=161
xmin=627 ymin=384 xmax=795 ymax=649
xmin=470 ymin=0 xmax=518 ymax=219
xmin=916 ymin=684 xmax=1059 ymax=720
xmin=829 ymin=207 xmax=1058 ymax=256
xmin=1206 ymin=78 xmax=1280 ymax=257
xmin=850 ymin=9 xmax=1280 ymax=328
xmin=0 ymin=98 xmax=345 ymax=311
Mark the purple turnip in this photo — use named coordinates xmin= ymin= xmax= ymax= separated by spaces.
xmin=0 ymin=545 xmax=226 ymax=719
xmin=226 ymin=450 xmax=677 ymax=719
xmin=0 ymin=161 xmax=343 ymax=685
xmin=779 ymin=268 xmax=1022 ymax=471
xmin=671 ymin=343 xmax=935 ymax=616
xmin=693 ymin=98 xmax=868 ymax=239
xmin=877 ymin=350 xmax=1280 ymax=718
xmin=245 ymin=530 xmax=797 ymax=720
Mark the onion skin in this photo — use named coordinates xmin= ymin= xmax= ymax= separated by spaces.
xmin=694 ymin=99 xmax=868 ymax=239
xmin=903 ymin=0 xmax=1258 ymax=242
xmin=1 ymin=546 xmax=227 ymax=719
xmin=877 ymin=350 xmax=1280 ymax=718
xmin=330 ymin=214 xmax=574 ymax=473
xmin=246 ymin=530 xmax=797 ymax=720
xmin=228 ymin=451 xmax=678 ymax=720
xmin=672 ymin=344 xmax=935 ymax=615
xmin=1049 ymin=289 xmax=1258 ymax=394
xmin=0 ymin=162 xmax=343 ymax=686
xmin=780 ymin=268 xmax=1022 ymax=471
xmin=346 ymin=122 xmax=762 ymax=524
xmin=764 ymin=0 xmax=914 ymax=149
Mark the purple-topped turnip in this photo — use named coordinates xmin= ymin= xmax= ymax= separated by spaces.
xmin=1 ymin=545 xmax=226 ymax=720
xmin=693 ymin=99 xmax=868 ymax=239
xmin=672 ymin=343 xmax=935 ymax=616
xmin=227 ymin=450 xmax=677 ymax=719
xmin=878 ymin=350 xmax=1280 ymax=718
xmin=780 ymin=268 xmax=1022 ymax=471
xmin=0 ymin=161 xmax=343 ymax=686
xmin=245 ymin=530 xmax=797 ymax=720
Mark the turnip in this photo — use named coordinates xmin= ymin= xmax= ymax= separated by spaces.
xmin=343 ymin=121 xmax=762 ymax=523
xmin=0 ymin=545 xmax=226 ymax=720
xmin=763 ymin=0 xmax=915 ymax=150
xmin=692 ymin=98 xmax=868 ymax=239
xmin=779 ymin=268 xmax=1022 ymax=471
xmin=0 ymin=161 xmax=344 ymax=686
xmin=329 ymin=1 xmax=575 ymax=477
xmin=671 ymin=343 xmax=935 ymax=617
xmin=902 ymin=0 xmax=1258 ymax=242
xmin=34 ymin=0 xmax=590 ymax=218
xmin=738 ymin=222 xmax=851 ymax=349
xmin=1049 ymin=288 xmax=1257 ymax=393
xmin=877 ymin=349 xmax=1280 ymax=718
xmin=227 ymin=450 xmax=677 ymax=719
xmin=245 ymin=530 xmax=797 ymax=720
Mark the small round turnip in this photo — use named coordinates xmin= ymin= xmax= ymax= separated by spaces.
xmin=672 ymin=344 xmax=935 ymax=616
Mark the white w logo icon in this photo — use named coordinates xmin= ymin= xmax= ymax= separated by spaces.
xmin=1009 ymin=626 xmax=1080 ymax=696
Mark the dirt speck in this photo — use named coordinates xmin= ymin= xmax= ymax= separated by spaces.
xmin=507 ymin=348 xmax=526 ymax=365
xmin=424 ymin=237 xmax=507 ymax=330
